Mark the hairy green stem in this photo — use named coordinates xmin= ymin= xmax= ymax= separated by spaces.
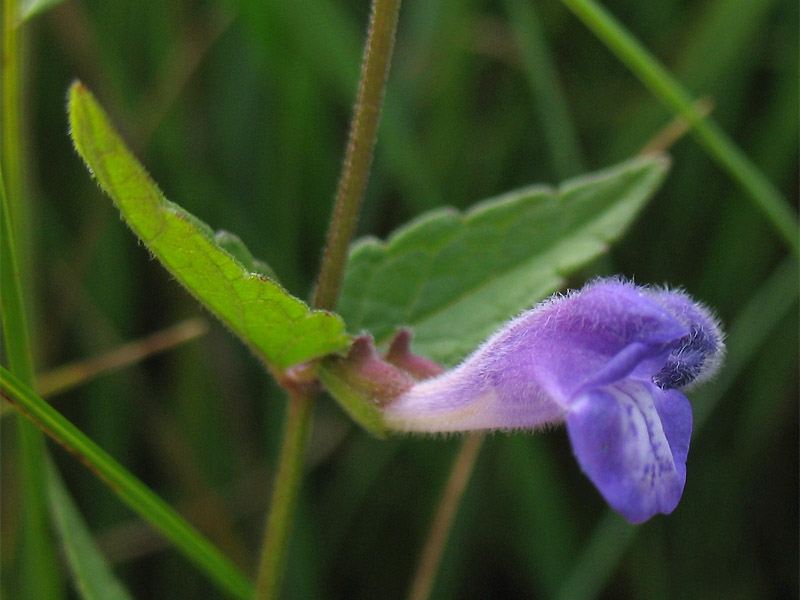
xmin=254 ymin=391 xmax=314 ymax=599
xmin=559 ymin=0 xmax=799 ymax=257
xmin=407 ymin=434 xmax=484 ymax=600
xmin=312 ymin=0 xmax=402 ymax=311
xmin=255 ymin=0 xmax=403 ymax=597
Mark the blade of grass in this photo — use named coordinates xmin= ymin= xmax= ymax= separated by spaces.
xmin=1 ymin=177 xmax=35 ymax=385
xmin=639 ymin=98 xmax=714 ymax=156
xmin=1 ymin=0 xmax=23 ymax=228
xmin=239 ymin=0 xmax=442 ymax=208
xmin=4 ymin=5 xmax=125 ymax=595
xmin=0 ymin=366 xmax=254 ymax=600
xmin=558 ymin=0 xmax=799 ymax=257
xmin=498 ymin=435 xmax=581 ymax=596
xmin=132 ymin=4 xmax=236 ymax=151
xmin=503 ymin=0 xmax=585 ymax=179
xmin=46 ymin=461 xmax=134 ymax=600
xmin=692 ymin=257 xmax=799 ymax=429
xmin=555 ymin=512 xmax=638 ymax=600
xmin=1 ymin=166 xmax=64 ymax=599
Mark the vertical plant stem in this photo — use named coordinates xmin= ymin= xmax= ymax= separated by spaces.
xmin=312 ymin=0 xmax=403 ymax=311
xmin=1 ymin=0 xmax=23 ymax=223
xmin=2 ymin=175 xmax=56 ymax=598
xmin=407 ymin=434 xmax=485 ymax=600
xmin=1 ymin=4 xmax=64 ymax=597
xmin=255 ymin=0 xmax=403 ymax=597
xmin=558 ymin=0 xmax=799 ymax=257
xmin=254 ymin=391 xmax=314 ymax=599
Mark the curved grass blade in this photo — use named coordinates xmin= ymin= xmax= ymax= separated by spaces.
xmin=47 ymin=463 xmax=135 ymax=600
xmin=68 ymin=82 xmax=350 ymax=372
xmin=18 ymin=0 xmax=65 ymax=22
xmin=339 ymin=156 xmax=670 ymax=366
xmin=0 ymin=366 xmax=254 ymax=600
xmin=2 ymin=165 xmax=64 ymax=597
xmin=558 ymin=0 xmax=799 ymax=258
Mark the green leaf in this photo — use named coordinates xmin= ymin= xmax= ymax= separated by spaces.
xmin=68 ymin=82 xmax=350 ymax=371
xmin=339 ymin=156 xmax=670 ymax=366
xmin=215 ymin=230 xmax=279 ymax=281
xmin=0 ymin=366 xmax=253 ymax=600
xmin=18 ymin=0 xmax=66 ymax=22
xmin=2 ymin=158 xmax=64 ymax=598
xmin=47 ymin=463 xmax=135 ymax=600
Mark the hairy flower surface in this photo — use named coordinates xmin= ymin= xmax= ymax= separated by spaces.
xmin=382 ymin=279 xmax=724 ymax=522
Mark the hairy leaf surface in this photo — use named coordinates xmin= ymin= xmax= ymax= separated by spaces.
xmin=69 ymin=82 xmax=350 ymax=370
xmin=339 ymin=157 xmax=669 ymax=366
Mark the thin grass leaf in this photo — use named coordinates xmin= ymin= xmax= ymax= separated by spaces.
xmin=503 ymin=0 xmax=585 ymax=178
xmin=237 ymin=0 xmax=443 ymax=207
xmin=555 ymin=512 xmax=637 ymax=600
xmin=68 ymin=82 xmax=350 ymax=372
xmin=558 ymin=0 xmax=799 ymax=257
xmin=33 ymin=318 xmax=209 ymax=400
xmin=1 ymin=172 xmax=35 ymax=384
xmin=1 ymin=168 xmax=64 ymax=597
xmin=18 ymin=0 xmax=65 ymax=22
xmin=0 ymin=366 xmax=254 ymax=600
xmin=46 ymin=463 xmax=135 ymax=600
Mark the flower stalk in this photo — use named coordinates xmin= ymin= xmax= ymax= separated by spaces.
xmin=407 ymin=434 xmax=484 ymax=600
xmin=254 ymin=389 xmax=315 ymax=599
xmin=313 ymin=0 xmax=403 ymax=311
xmin=254 ymin=0 xmax=403 ymax=596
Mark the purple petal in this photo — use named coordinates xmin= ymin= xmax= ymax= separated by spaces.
xmin=646 ymin=288 xmax=725 ymax=390
xmin=382 ymin=363 xmax=566 ymax=432
xmin=382 ymin=279 xmax=694 ymax=432
xmin=566 ymin=379 xmax=692 ymax=523
xmin=480 ymin=279 xmax=690 ymax=403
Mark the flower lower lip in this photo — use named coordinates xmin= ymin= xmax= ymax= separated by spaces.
xmin=567 ymin=379 xmax=691 ymax=523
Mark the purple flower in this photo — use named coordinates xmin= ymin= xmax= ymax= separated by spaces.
xmin=382 ymin=278 xmax=724 ymax=523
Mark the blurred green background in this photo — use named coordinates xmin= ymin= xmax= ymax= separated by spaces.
xmin=2 ymin=0 xmax=797 ymax=598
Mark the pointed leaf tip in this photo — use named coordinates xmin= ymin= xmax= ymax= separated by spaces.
xmin=68 ymin=83 xmax=351 ymax=370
